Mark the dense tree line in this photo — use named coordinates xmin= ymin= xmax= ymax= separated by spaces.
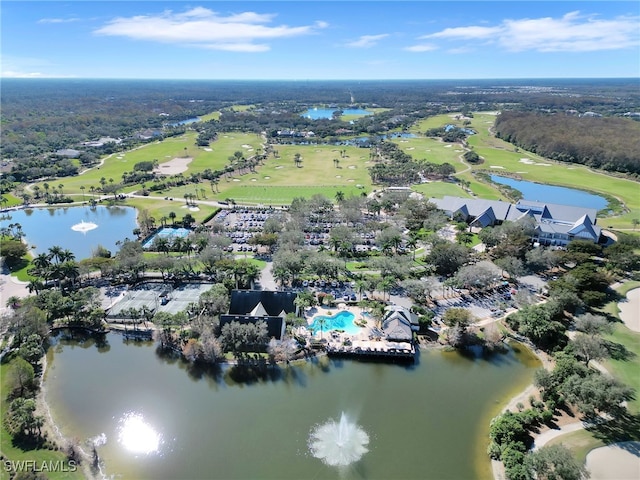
xmin=494 ymin=111 xmax=640 ymax=175
xmin=368 ymin=141 xmax=455 ymax=186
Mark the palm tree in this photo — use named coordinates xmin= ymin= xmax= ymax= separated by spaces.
xmin=168 ymin=211 xmax=177 ymax=225
xmin=27 ymin=279 xmax=44 ymax=295
xmin=335 ymin=191 xmax=345 ymax=203
xmin=80 ymin=185 xmax=86 ymax=201
xmin=5 ymin=296 xmax=21 ymax=310
xmin=355 ymin=278 xmax=368 ymax=301
xmin=61 ymin=261 xmax=80 ymax=288
xmin=406 ymin=235 xmax=418 ymax=261
xmin=317 ymin=317 xmax=327 ymax=341
xmin=48 ymin=246 xmax=65 ymax=265
xmin=60 ymin=249 xmax=75 ymax=263
xmin=32 ymin=253 xmax=51 ymax=274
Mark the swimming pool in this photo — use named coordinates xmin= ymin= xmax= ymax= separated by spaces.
xmin=308 ymin=311 xmax=360 ymax=335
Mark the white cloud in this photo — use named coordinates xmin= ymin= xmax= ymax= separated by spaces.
xmin=0 ymin=70 xmax=76 ymax=78
xmin=345 ymin=34 xmax=389 ymax=48
xmin=37 ymin=17 xmax=80 ymax=24
xmin=421 ymin=11 xmax=640 ymax=52
xmin=94 ymin=7 xmax=328 ymax=52
xmin=422 ymin=25 xmax=500 ymax=40
xmin=404 ymin=44 xmax=438 ymax=52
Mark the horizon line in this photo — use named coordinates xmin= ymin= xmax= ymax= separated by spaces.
xmin=2 ymin=76 xmax=639 ymax=81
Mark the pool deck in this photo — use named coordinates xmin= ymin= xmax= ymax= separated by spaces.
xmin=303 ymin=305 xmax=416 ymax=361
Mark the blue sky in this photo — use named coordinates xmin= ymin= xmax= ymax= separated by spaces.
xmin=2 ymin=1 xmax=639 ymax=79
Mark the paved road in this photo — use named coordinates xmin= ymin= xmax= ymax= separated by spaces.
xmin=258 ymin=261 xmax=277 ymax=290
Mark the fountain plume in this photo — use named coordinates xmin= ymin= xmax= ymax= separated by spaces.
xmin=308 ymin=412 xmax=369 ymax=467
xmin=71 ymin=220 xmax=98 ymax=233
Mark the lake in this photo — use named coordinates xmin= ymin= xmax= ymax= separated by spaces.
xmin=0 ymin=205 xmax=138 ymax=260
xmin=490 ymin=175 xmax=608 ymax=210
xmin=301 ymin=108 xmax=372 ymax=120
xmin=44 ymin=332 xmax=539 ymax=480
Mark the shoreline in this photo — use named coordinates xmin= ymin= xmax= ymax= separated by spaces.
xmin=37 ymin=349 xmax=100 ymax=480
xmin=490 ymin=342 xmax=552 ymax=480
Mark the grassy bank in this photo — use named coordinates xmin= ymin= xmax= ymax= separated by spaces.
xmin=0 ymin=360 xmax=83 ymax=480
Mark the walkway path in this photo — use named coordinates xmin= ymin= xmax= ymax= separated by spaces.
xmin=0 ymin=267 xmax=29 ymax=316
xmin=531 ymin=421 xmax=587 ymax=450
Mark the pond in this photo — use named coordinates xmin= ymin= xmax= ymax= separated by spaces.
xmin=490 ymin=175 xmax=608 ymax=210
xmin=44 ymin=331 xmax=539 ymax=480
xmin=301 ymin=108 xmax=372 ymax=120
xmin=0 ymin=205 xmax=138 ymax=260
xmin=167 ymin=117 xmax=200 ymax=126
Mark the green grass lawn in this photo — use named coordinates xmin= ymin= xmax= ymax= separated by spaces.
xmin=0 ymin=360 xmax=83 ymax=480
xmin=22 ymin=110 xmax=639 ymax=229
xmin=604 ymin=322 xmax=640 ymax=414
xmin=198 ymin=111 xmax=221 ymax=121
xmin=1 ymin=193 xmax=22 ymax=207
xmin=545 ymin=429 xmax=605 ymax=465
xmin=411 ymin=181 xmax=472 ymax=199
xmin=599 ymin=281 xmax=640 ymax=414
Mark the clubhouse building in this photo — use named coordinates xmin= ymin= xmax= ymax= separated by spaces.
xmin=429 ymin=196 xmax=603 ymax=246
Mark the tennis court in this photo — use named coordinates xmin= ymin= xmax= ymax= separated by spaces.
xmin=106 ymin=282 xmax=214 ymax=318
xmin=141 ymin=227 xmax=192 ymax=248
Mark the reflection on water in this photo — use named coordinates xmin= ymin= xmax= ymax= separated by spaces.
xmin=0 ymin=205 xmax=137 ymax=259
xmin=45 ymin=332 xmax=539 ymax=480
xmin=118 ymin=412 xmax=161 ymax=455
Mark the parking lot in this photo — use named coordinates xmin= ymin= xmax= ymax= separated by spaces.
xmin=431 ymin=282 xmax=519 ymax=326
xmin=214 ymin=208 xmax=275 ymax=252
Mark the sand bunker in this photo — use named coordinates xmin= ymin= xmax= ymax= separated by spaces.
xmin=585 ymin=442 xmax=640 ymax=480
xmin=618 ymin=288 xmax=640 ymax=332
xmin=203 ymin=148 xmax=212 ymax=152
xmin=336 ymin=175 xmax=342 ymax=178
xmin=241 ymin=144 xmax=251 ymax=148
xmin=490 ymin=166 xmax=506 ymax=169
xmin=154 ymin=157 xmax=193 ymax=175
xmin=406 ymin=147 xmax=415 ymax=150
xmin=520 ymin=158 xmax=551 ymax=167
xmin=348 ymin=165 xmax=356 ymax=169
xmin=444 ymin=144 xmax=452 ymax=148
xmin=232 ymin=179 xmax=241 ymax=182
xmin=348 ymin=179 xmax=355 ymax=182
xmin=264 ymin=176 xmax=270 ymax=179
xmin=251 ymin=178 xmax=257 ymax=182
xmin=275 ymin=166 xmax=283 ymax=169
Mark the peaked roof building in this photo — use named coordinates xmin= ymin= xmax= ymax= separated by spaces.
xmin=429 ymin=196 xmax=602 ymax=246
xmin=220 ymin=290 xmax=298 ymax=340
